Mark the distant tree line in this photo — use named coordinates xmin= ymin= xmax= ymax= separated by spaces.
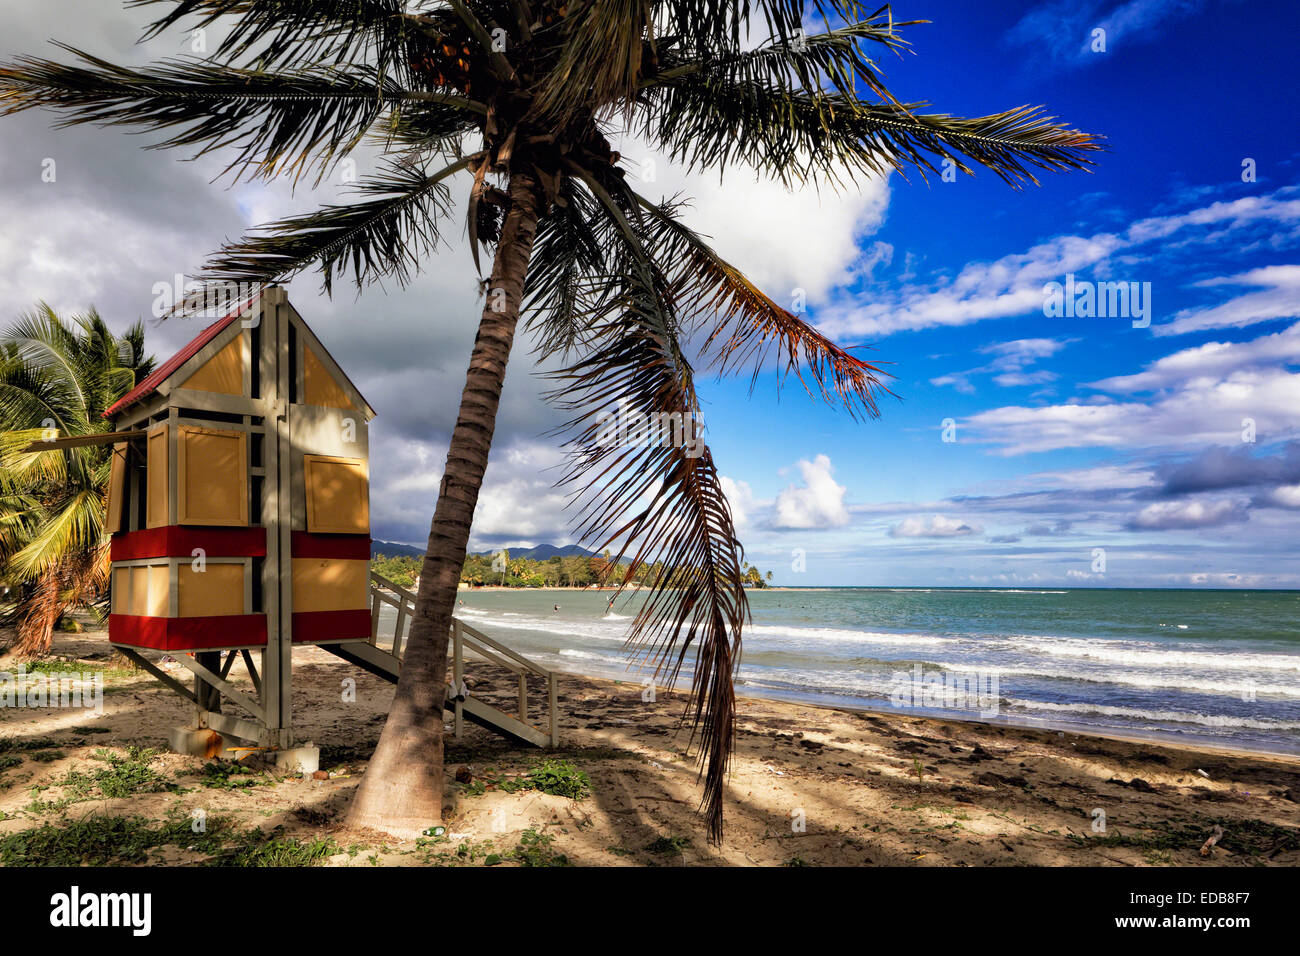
xmin=372 ymin=550 xmax=774 ymax=590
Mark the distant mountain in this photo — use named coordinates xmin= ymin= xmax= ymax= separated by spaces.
xmin=370 ymin=540 xmax=425 ymax=558
xmin=370 ymin=541 xmax=599 ymax=561
xmin=478 ymin=543 xmax=596 ymax=561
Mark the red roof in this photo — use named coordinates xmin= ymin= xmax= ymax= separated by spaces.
xmin=105 ymin=295 xmax=260 ymax=418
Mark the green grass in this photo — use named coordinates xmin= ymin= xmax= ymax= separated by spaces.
xmin=207 ymin=832 xmax=338 ymax=867
xmin=510 ymin=828 xmax=570 ymax=867
xmin=195 ymin=760 xmax=268 ymax=791
xmin=460 ymin=758 xmax=591 ymax=800
xmin=0 ymin=736 xmax=61 ymax=754
xmin=0 ymin=811 xmax=338 ymax=867
xmin=0 ymin=812 xmax=233 ymax=866
xmin=15 ymin=657 xmax=138 ymax=682
xmin=26 ymin=747 xmax=175 ymax=812
xmin=646 ymin=835 xmax=690 ymax=855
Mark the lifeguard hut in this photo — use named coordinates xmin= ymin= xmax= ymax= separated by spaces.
xmin=98 ymin=286 xmax=371 ymax=768
xmin=75 ymin=287 xmax=558 ymax=768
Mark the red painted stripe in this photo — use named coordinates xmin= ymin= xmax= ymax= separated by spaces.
xmin=110 ymin=526 xmax=267 ymax=561
xmin=290 ymin=531 xmax=371 ymax=560
xmin=291 ymin=608 xmax=371 ymax=643
xmin=109 ymin=613 xmax=267 ymax=651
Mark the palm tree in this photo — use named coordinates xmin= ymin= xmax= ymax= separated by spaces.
xmin=0 ymin=1 xmax=1098 ymax=840
xmin=0 ymin=305 xmax=153 ymax=658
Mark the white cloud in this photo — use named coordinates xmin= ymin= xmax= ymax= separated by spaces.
xmin=1256 ymin=484 xmax=1300 ymax=509
xmin=1008 ymin=0 xmax=1219 ymax=67
xmin=968 ymin=317 xmax=1300 ymax=455
xmin=1128 ymin=497 xmax=1248 ymax=530
xmin=819 ymin=189 xmax=1300 ymax=339
xmin=932 ymin=337 xmax=1070 ymax=392
xmin=888 ymin=514 xmax=982 ymax=538
xmin=1093 ymin=321 xmax=1300 ymax=391
xmin=1156 ymin=265 xmax=1300 ymax=336
xmin=772 ymin=454 xmax=850 ymax=529
xmin=719 ymin=475 xmax=756 ymax=531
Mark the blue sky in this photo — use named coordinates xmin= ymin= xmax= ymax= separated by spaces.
xmin=1 ymin=0 xmax=1298 ymax=588
xmin=682 ymin=0 xmax=1300 ymax=587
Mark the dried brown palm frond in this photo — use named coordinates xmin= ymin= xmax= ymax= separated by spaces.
xmin=629 ymin=191 xmax=895 ymax=418
xmin=549 ymin=284 xmax=746 ymax=843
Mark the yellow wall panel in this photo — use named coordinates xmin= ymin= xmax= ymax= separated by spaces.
xmin=178 ymin=426 xmax=248 ymax=526
xmin=112 ymin=563 xmax=170 ymax=617
xmin=303 ymin=346 xmax=352 ymax=410
xmin=146 ymin=425 xmax=168 ymax=529
xmin=146 ymin=564 xmax=170 ymax=617
xmin=179 ymin=337 xmax=243 ymax=395
xmin=106 ymin=443 xmax=126 ymax=533
xmin=112 ymin=567 xmax=131 ymax=615
xmin=178 ymin=563 xmax=245 ymax=617
xmin=292 ymin=558 xmax=368 ymax=612
xmin=303 ymin=455 xmax=369 ymax=534
xmin=128 ymin=566 xmax=148 ymax=616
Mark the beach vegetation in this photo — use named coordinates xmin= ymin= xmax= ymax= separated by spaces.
xmin=0 ymin=306 xmax=153 ymax=658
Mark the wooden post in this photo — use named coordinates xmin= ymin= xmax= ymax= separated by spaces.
xmin=518 ymin=673 xmax=528 ymax=724
xmin=393 ymin=595 xmax=406 ymax=658
xmin=548 ymin=672 xmax=558 ymax=749
xmin=452 ymin=619 xmax=464 ymax=739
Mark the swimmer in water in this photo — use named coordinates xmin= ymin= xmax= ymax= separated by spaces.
xmin=553 ymin=604 xmax=560 ymax=611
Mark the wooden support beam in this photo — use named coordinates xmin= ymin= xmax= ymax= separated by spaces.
xmin=201 ymin=710 xmax=269 ymax=746
xmin=240 ymin=649 xmax=261 ymax=697
xmin=113 ymin=646 xmax=198 ymax=705
xmin=171 ymin=652 xmax=265 ymax=722
xmin=22 ymin=429 xmax=146 ymax=452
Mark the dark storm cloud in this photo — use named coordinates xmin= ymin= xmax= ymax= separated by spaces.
xmin=1153 ymin=442 xmax=1300 ymax=496
xmin=0 ymin=2 xmax=576 ymax=550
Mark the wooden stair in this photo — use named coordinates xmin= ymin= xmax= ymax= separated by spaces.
xmin=322 ymin=572 xmax=558 ymax=749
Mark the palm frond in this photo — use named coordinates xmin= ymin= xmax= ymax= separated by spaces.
xmin=652 ymin=7 xmax=920 ymax=104
xmin=8 ymin=488 xmax=104 ymax=581
xmin=533 ymin=0 xmax=654 ymax=121
xmin=630 ymin=191 xmax=894 ymax=417
xmin=130 ymin=0 xmax=413 ymax=75
xmin=639 ymin=74 xmax=1100 ymax=188
xmin=549 ymin=288 xmax=746 ymax=844
xmin=522 ymin=179 xmax=610 ymax=357
xmin=0 ymin=46 xmax=475 ymax=183
xmin=203 ymin=154 xmax=477 ymax=290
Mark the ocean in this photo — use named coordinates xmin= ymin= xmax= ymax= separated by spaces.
xmin=391 ymin=586 xmax=1300 ymax=756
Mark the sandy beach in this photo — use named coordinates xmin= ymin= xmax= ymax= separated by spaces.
xmin=2 ymin=629 xmax=1298 ymax=866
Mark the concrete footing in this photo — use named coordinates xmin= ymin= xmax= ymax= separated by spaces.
xmin=168 ymin=726 xmax=227 ymax=760
xmin=273 ymin=743 xmax=320 ymax=774
xmin=168 ymin=726 xmax=318 ymax=773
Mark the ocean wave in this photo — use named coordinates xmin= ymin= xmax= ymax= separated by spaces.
xmin=991 ymin=666 xmax=1300 ymax=699
xmin=1013 ymin=637 xmax=1300 ymax=672
xmin=1002 ymin=697 xmax=1300 ymax=731
xmin=746 ymin=624 xmax=953 ymax=647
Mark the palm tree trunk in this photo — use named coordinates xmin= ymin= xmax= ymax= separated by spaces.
xmin=345 ymin=170 xmax=542 ymax=838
